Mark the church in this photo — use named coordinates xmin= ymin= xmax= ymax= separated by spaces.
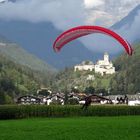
xmin=74 ymin=52 xmax=115 ymax=76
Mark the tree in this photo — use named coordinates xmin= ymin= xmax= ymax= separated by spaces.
xmin=0 ymin=78 xmax=15 ymax=92
xmin=0 ymin=91 xmax=5 ymax=104
xmin=96 ymin=88 xmax=107 ymax=95
xmin=84 ymin=86 xmax=95 ymax=94
xmin=71 ymin=87 xmax=79 ymax=93
xmin=38 ymin=89 xmax=50 ymax=96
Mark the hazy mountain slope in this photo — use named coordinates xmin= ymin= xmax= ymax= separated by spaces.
xmin=0 ymin=34 xmax=11 ymax=43
xmin=0 ymin=42 xmax=56 ymax=73
xmin=0 ymin=21 xmax=102 ymax=69
xmin=111 ymin=4 xmax=140 ymax=30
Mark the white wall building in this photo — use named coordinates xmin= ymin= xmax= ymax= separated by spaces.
xmin=95 ymin=52 xmax=115 ymax=76
xmin=74 ymin=53 xmax=115 ymax=76
xmin=74 ymin=61 xmax=94 ymax=71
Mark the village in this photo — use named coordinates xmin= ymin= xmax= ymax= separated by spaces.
xmin=16 ymin=88 xmax=140 ymax=106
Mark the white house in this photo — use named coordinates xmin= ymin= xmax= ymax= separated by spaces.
xmin=86 ymin=74 xmax=95 ymax=81
xmin=0 ymin=42 xmax=6 ymax=46
xmin=74 ymin=52 xmax=115 ymax=76
xmin=17 ymin=95 xmax=41 ymax=105
xmin=74 ymin=61 xmax=94 ymax=71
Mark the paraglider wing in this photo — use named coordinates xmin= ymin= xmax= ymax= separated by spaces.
xmin=53 ymin=26 xmax=133 ymax=55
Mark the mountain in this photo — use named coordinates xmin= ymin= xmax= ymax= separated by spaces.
xmin=0 ymin=42 xmax=55 ymax=73
xmin=110 ymin=43 xmax=140 ymax=95
xmin=111 ymin=4 xmax=140 ymax=30
xmin=0 ymin=36 xmax=58 ymax=104
xmin=0 ymin=21 xmax=103 ymax=69
xmin=108 ymin=3 xmax=140 ymax=95
xmin=0 ymin=34 xmax=11 ymax=43
xmin=0 ymin=52 xmax=42 ymax=104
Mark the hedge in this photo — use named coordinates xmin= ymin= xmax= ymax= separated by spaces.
xmin=0 ymin=105 xmax=140 ymax=119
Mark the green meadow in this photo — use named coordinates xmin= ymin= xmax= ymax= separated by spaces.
xmin=0 ymin=116 xmax=140 ymax=140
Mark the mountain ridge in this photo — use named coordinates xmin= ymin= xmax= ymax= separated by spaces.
xmin=0 ymin=41 xmax=56 ymax=73
xmin=111 ymin=4 xmax=140 ymax=30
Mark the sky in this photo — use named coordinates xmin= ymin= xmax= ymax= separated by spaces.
xmin=0 ymin=0 xmax=140 ymax=53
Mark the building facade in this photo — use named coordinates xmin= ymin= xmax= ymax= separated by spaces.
xmin=74 ymin=53 xmax=115 ymax=76
xmin=74 ymin=61 xmax=94 ymax=71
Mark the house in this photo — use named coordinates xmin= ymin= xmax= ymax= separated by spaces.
xmin=86 ymin=74 xmax=95 ymax=81
xmin=89 ymin=94 xmax=112 ymax=104
xmin=78 ymin=94 xmax=111 ymax=105
xmin=46 ymin=94 xmax=64 ymax=105
xmin=17 ymin=95 xmax=41 ymax=105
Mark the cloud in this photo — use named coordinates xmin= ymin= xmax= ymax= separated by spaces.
xmin=0 ymin=0 xmax=86 ymax=30
xmin=84 ymin=0 xmax=104 ymax=9
xmin=0 ymin=0 xmax=139 ymax=27
xmin=0 ymin=0 xmax=140 ymax=54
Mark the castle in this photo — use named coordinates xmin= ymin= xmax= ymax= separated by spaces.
xmin=74 ymin=52 xmax=115 ymax=76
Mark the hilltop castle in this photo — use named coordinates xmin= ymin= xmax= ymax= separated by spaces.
xmin=74 ymin=52 xmax=115 ymax=76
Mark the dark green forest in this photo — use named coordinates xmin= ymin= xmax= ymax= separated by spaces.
xmin=0 ymin=53 xmax=52 ymax=104
xmin=110 ymin=44 xmax=140 ymax=95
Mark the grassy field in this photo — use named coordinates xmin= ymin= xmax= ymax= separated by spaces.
xmin=0 ymin=116 xmax=140 ymax=140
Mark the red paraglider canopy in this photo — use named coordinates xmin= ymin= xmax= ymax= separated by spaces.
xmin=53 ymin=26 xmax=133 ymax=55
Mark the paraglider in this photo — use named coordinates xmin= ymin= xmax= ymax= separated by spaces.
xmin=53 ymin=26 xmax=133 ymax=55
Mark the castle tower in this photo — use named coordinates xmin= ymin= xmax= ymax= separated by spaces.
xmin=104 ymin=52 xmax=109 ymax=62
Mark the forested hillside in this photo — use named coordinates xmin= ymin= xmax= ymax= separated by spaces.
xmin=0 ymin=53 xmax=49 ymax=104
xmin=51 ymin=68 xmax=113 ymax=94
xmin=51 ymin=43 xmax=140 ymax=95
xmin=110 ymin=44 xmax=140 ymax=95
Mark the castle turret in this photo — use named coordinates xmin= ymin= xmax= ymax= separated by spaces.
xmin=104 ymin=52 xmax=109 ymax=63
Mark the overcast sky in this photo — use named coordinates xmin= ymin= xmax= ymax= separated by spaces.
xmin=0 ymin=0 xmax=139 ymax=27
xmin=0 ymin=0 xmax=140 ymax=53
